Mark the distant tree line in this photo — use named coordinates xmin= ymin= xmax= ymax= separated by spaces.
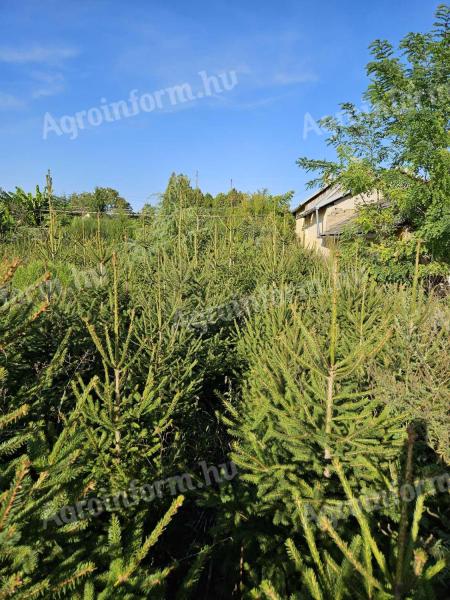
xmin=0 ymin=170 xmax=294 ymax=235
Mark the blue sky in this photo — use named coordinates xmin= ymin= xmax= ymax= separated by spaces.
xmin=0 ymin=0 xmax=438 ymax=209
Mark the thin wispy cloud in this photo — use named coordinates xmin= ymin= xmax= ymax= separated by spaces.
xmin=210 ymin=84 xmax=310 ymax=112
xmin=232 ymin=33 xmax=318 ymax=90
xmin=272 ymin=71 xmax=317 ymax=86
xmin=31 ymin=71 xmax=65 ymax=98
xmin=0 ymin=47 xmax=75 ymax=106
xmin=0 ymin=92 xmax=25 ymax=110
xmin=114 ymin=21 xmax=317 ymax=105
xmin=0 ymin=46 xmax=78 ymax=65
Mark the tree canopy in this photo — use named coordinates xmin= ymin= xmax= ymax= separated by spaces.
xmin=69 ymin=187 xmax=132 ymax=214
xmin=298 ymin=5 xmax=450 ymax=279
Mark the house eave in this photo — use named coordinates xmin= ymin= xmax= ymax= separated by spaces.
xmin=292 ymin=184 xmax=349 ymax=216
xmin=291 ymin=183 xmax=334 ymax=215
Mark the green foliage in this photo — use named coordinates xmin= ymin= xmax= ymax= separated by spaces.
xmin=0 ymin=193 xmax=15 ymax=236
xmin=298 ymin=5 xmax=450 ymax=279
xmin=221 ymin=257 xmax=449 ymax=598
xmin=69 ymin=187 xmax=132 ymax=214
xmin=225 ymin=262 xmax=403 ymax=518
xmin=0 ymin=161 xmax=448 ymax=598
xmin=6 ymin=186 xmax=49 ymax=227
